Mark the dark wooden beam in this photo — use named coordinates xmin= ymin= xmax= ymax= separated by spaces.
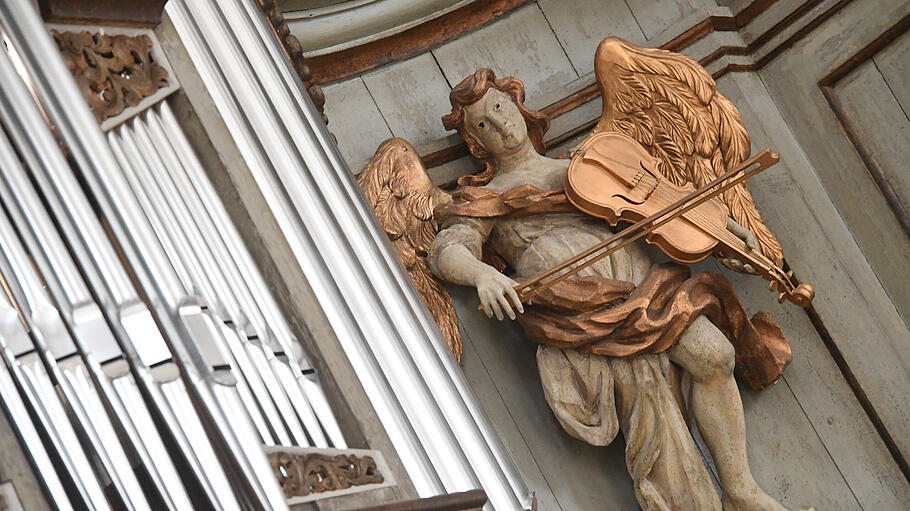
xmin=38 ymin=0 xmax=167 ymax=27
xmin=354 ymin=489 xmax=488 ymax=511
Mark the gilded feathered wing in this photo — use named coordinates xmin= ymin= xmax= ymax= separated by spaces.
xmin=591 ymin=37 xmax=784 ymax=265
xmin=357 ymin=138 xmax=462 ymax=361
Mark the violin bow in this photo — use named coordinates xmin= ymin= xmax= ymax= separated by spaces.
xmin=515 ymin=149 xmax=781 ymax=303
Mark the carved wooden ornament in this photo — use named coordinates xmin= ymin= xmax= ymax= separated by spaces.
xmin=53 ymin=30 xmax=168 ymax=123
xmin=268 ymin=451 xmax=384 ymax=498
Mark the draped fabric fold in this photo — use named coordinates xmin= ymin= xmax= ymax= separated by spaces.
xmin=436 ymin=185 xmax=791 ymax=390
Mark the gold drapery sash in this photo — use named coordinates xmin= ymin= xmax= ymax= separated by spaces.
xmin=435 ymin=185 xmax=791 ymax=390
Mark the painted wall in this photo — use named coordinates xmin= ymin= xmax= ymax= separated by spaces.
xmin=306 ymin=0 xmax=910 ymax=509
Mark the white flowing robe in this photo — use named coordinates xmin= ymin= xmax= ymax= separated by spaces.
xmin=430 ymin=207 xmax=721 ymax=511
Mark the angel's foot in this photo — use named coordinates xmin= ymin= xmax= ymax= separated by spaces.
xmin=722 ymin=484 xmax=787 ymax=511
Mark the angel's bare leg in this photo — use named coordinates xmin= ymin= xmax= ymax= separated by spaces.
xmin=669 ymin=316 xmax=786 ymax=511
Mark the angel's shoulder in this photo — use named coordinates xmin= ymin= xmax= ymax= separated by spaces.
xmin=486 ymin=159 xmax=568 ymax=192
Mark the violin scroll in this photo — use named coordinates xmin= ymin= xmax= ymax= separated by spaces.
xmin=772 ymin=278 xmax=815 ymax=307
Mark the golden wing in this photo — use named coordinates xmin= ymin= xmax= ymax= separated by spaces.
xmin=357 ymin=138 xmax=462 ymax=361
xmin=592 ymin=36 xmax=784 ymax=265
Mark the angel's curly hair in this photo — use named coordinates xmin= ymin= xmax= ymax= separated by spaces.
xmin=442 ymin=68 xmax=549 ymax=186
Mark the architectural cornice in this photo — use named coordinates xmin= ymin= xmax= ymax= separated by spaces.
xmin=305 ymin=0 xmax=532 ymax=84
xmin=415 ymin=0 xmax=859 ymax=175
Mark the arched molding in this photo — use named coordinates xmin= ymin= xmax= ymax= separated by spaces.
xmin=298 ymin=0 xmax=531 ymax=84
xmin=286 ymin=0 xmax=480 ymax=56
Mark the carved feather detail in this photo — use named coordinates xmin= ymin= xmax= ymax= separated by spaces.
xmin=357 ymin=138 xmax=463 ymax=361
xmin=593 ymin=37 xmax=784 ymax=265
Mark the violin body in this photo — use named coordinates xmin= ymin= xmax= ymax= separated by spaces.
xmin=564 ymin=131 xmax=813 ymax=307
xmin=566 ymin=132 xmax=729 ymax=263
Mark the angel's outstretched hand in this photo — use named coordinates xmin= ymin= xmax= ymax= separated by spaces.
xmin=475 ymin=268 xmax=523 ymax=321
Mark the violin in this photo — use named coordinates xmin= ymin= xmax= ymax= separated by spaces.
xmin=514 ymin=132 xmax=814 ymax=308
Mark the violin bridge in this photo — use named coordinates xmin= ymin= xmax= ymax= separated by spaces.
xmin=614 ymin=171 xmax=659 ymax=205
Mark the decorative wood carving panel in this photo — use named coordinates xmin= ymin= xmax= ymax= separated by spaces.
xmin=53 ymin=30 xmax=168 ymax=123
xmin=268 ymin=451 xmax=384 ymax=498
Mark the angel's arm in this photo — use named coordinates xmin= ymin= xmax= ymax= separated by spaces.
xmin=429 ymin=217 xmax=523 ymax=321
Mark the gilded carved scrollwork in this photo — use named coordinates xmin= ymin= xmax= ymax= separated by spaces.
xmin=268 ymin=451 xmax=384 ymax=498
xmin=52 ymin=30 xmax=168 ymax=123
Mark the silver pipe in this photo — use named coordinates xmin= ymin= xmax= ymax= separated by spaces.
xmin=0 ymin=201 xmax=151 ymax=511
xmin=155 ymin=102 xmax=343 ymax=448
xmin=166 ymin=0 xmax=449 ymax=495
xmin=0 ymin=295 xmax=74 ymax=510
xmin=0 ymin=40 xmax=222 ymax=511
xmin=0 ymin=235 xmax=112 ymax=511
xmin=0 ymin=132 xmax=192 ymax=511
xmin=110 ymin=125 xmax=283 ymax=446
xmin=0 ymin=112 xmax=195 ymax=511
xmin=149 ymin=365 xmax=243 ymax=511
xmin=222 ymin=1 xmax=501 ymax=498
xmin=127 ymin=115 xmax=304 ymax=447
xmin=158 ymin=378 xmax=242 ymax=511
xmin=234 ymin=4 xmax=529 ymax=502
xmin=109 ymin=125 xmax=285 ymax=495
xmin=142 ymin=108 xmax=322 ymax=448
xmin=0 ymin=1 xmax=286 ymax=508
xmin=238 ymin=0 xmax=531 ymax=502
xmin=195 ymin=0 xmax=530 ymax=506
xmin=16 ymin=354 xmax=112 ymax=511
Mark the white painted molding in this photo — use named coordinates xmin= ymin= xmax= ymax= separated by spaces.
xmin=285 ymin=0 xmax=477 ymax=56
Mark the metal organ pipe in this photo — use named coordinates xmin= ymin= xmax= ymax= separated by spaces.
xmin=0 ymin=1 xmax=287 ymax=509
xmin=167 ymin=0 xmax=533 ymax=507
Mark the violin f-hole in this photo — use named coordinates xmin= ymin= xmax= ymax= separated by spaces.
xmin=612 ymin=191 xmax=646 ymax=205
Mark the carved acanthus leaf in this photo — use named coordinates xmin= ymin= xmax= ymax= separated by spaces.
xmin=53 ymin=30 xmax=168 ymax=123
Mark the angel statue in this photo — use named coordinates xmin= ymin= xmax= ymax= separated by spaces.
xmin=358 ymin=37 xmax=804 ymax=511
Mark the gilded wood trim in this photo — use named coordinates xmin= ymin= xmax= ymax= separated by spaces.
xmin=257 ymin=0 xmax=329 ymax=125
xmin=307 ymin=0 xmax=780 ymax=85
xmin=710 ymin=0 xmax=857 ymax=79
xmin=418 ymin=0 xmax=858 ymax=171
xmin=701 ymin=0 xmax=829 ymax=68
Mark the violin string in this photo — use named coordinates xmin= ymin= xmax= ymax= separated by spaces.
xmin=527 ymin=177 xmax=785 ymax=298
xmin=647 ymin=184 xmax=790 ymax=287
xmin=649 ymin=185 xmax=773 ymax=271
xmin=521 ymin=153 xmax=783 ymax=298
xmin=649 ymin=186 xmax=775 ymax=274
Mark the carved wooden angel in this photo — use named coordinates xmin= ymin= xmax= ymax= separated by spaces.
xmin=358 ymin=37 xmax=803 ymax=511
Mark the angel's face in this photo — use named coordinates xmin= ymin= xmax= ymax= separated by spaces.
xmin=462 ymin=88 xmax=529 ymax=157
